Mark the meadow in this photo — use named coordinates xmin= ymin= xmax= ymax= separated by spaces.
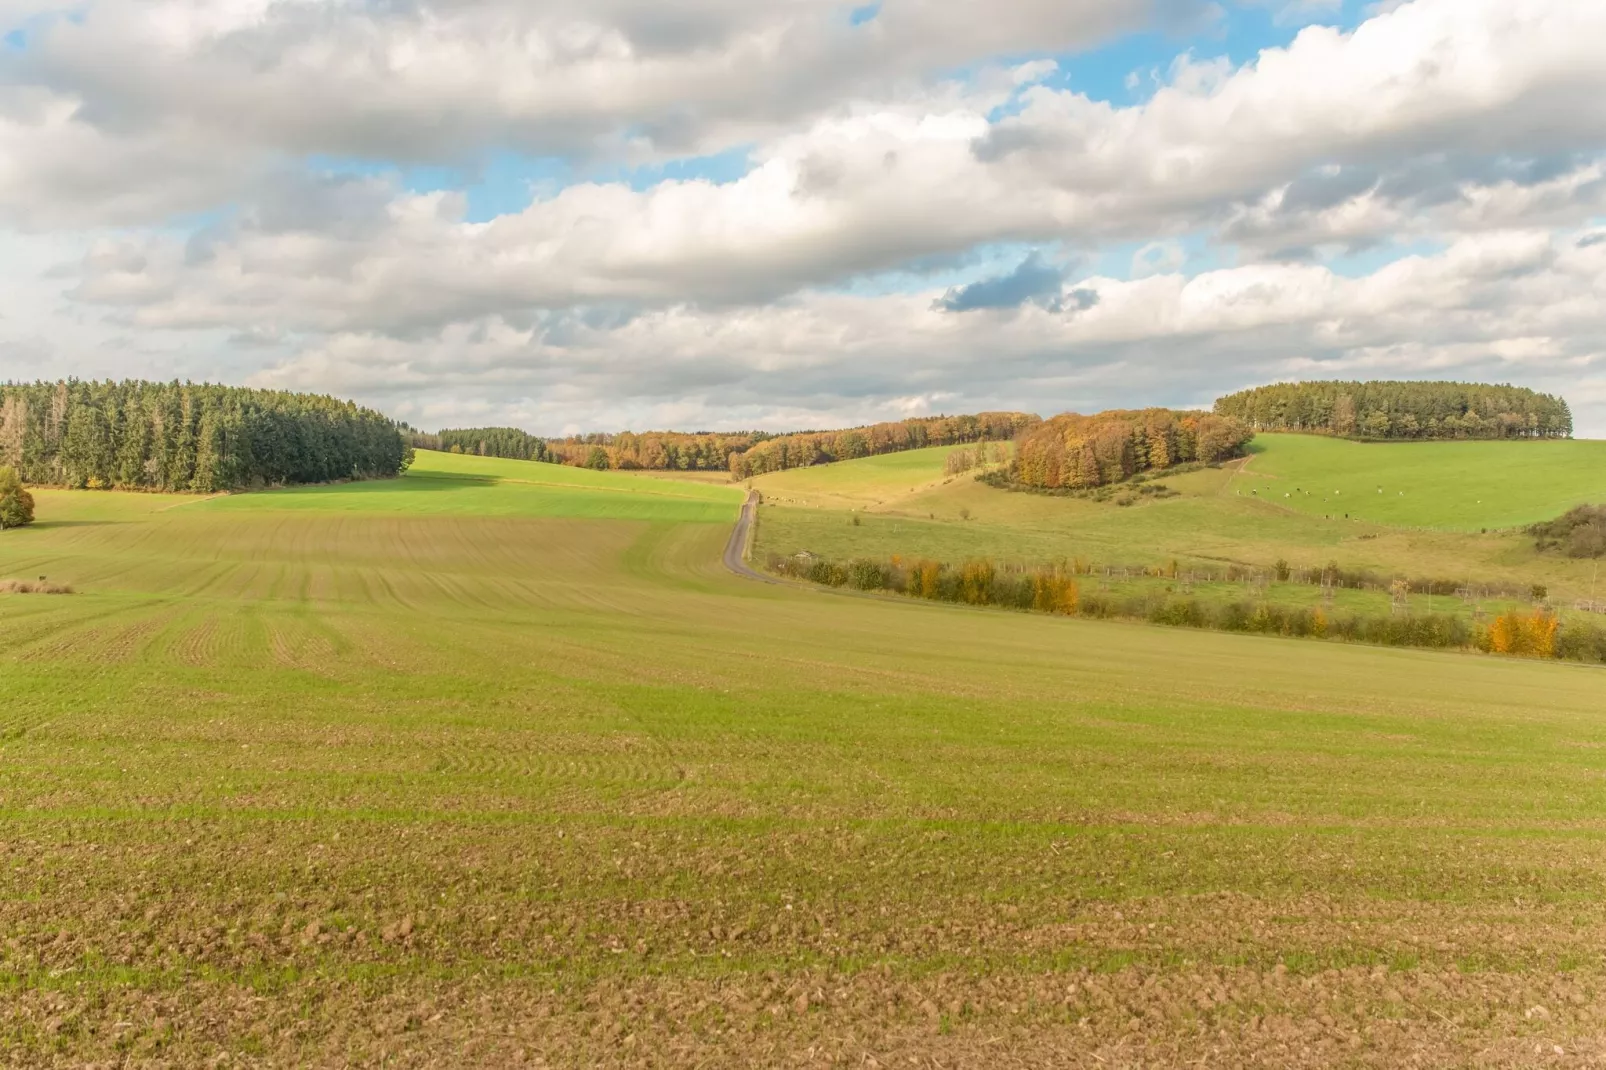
xmin=2 ymin=449 xmax=1605 ymax=1066
xmin=1236 ymin=434 xmax=1606 ymax=531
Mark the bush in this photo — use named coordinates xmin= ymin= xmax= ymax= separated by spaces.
xmin=763 ymin=551 xmax=1588 ymax=665
xmin=1556 ymin=620 xmax=1606 ymax=664
xmin=0 ymin=466 xmax=35 ymax=529
xmin=1531 ymin=504 xmax=1606 ymax=558
xmin=845 ymin=558 xmax=889 ymax=591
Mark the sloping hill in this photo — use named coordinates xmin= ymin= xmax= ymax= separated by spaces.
xmin=747 ymin=443 xmax=978 ymax=511
xmin=748 ymin=433 xmax=1606 ymax=601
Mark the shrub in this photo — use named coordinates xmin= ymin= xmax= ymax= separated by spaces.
xmin=0 ymin=466 xmax=35 ymax=529
xmin=763 ymin=552 xmax=1584 ymax=665
xmin=1484 ymin=610 xmax=1558 ymax=658
xmin=845 ymin=558 xmax=889 ymax=591
xmin=1531 ymin=504 xmax=1606 ymax=558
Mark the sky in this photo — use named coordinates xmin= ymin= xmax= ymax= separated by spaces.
xmin=1 ymin=0 xmax=1604 ymax=436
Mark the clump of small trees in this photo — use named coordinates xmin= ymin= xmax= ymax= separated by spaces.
xmin=1530 ymin=504 xmax=1606 ymax=559
xmin=1005 ymin=409 xmax=1253 ymax=492
xmin=0 ymin=465 xmax=33 ymax=528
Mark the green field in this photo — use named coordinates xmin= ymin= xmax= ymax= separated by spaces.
xmin=3 ymin=449 xmax=1606 ymax=1065
xmin=1237 ymin=434 xmax=1606 ymax=530
xmin=747 ymin=444 xmax=981 ymax=510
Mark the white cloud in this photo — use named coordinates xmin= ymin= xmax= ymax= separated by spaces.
xmin=232 ymin=230 xmax=1606 ymax=432
xmin=56 ymin=0 xmax=1606 ymax=335
xmin=4 ymin=0 xmax=1164 ymax=173
xmin=3 ymin=0 xmax=1606 ymax=435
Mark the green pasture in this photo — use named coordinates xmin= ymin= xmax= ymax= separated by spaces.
xmin=201 ymin=448 xmax=743 ymax=522
xmin=2 ymin=453 xmax=1606 ymax=1062
xmin=1237 ymin=433 xmax=1606 ymax=530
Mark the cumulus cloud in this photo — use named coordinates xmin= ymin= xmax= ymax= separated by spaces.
xmin=3 ymin=0 xmax=1606 ymax=433
xmin=227 ymin=230 xmax=1606 ymax=432
xmin=42 ymin=0 xmax=1606 ymax=336
xmin=2 ymin=0 xmax=1175 ymax=173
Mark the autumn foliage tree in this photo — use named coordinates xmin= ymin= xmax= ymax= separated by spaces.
xmin=1482 ymin=610 xmax=1559 ymax=657
xmin=1008 ymin=409 xmax=1252 ymax=491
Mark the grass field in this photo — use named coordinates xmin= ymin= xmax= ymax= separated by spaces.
xmin=3 ymin=450 xmax=1606 ymax=1065
xmin=1236 ymin=434 xmax=1606 ymax=531
xmin=751 ymin=439 xmax=1606 ymax=605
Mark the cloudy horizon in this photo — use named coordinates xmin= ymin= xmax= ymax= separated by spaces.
xmin=2 ymin=0 xmax=1604 ymax=435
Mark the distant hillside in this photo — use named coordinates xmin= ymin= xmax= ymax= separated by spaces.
xmin=1214 ymin=380 xmax=1571 ymax=440
xmin=416 ymin=413 xmax=1042 ymax=478
xmin=1 ymin=380 xmax=411 ymax=492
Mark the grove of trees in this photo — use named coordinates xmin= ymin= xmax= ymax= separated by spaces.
xmin=1008 ymin=409 xmax=1253 ymax=490
xmin=1213 ymin=381 xmax=1572 ymax=439
xmin=0 ymin=381 xmax=412 ymax=492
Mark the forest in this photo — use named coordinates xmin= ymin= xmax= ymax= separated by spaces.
xmin=0 ymin=380 xmax=412 ymax=492
xmin=418 ymin=413 xmax=1041 ymax=477
xmin=1213 ymin=380 xmax=1572 ymax=439
xmin=1007 ymin=408 xmax=1253 ymax=491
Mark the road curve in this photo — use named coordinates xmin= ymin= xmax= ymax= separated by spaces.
xmin=722 ymin=491 xmax=783 ymax=584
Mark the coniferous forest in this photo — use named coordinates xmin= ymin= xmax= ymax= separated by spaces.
xmin=1213 ymin=381 xmax=1572 ymax=439
xmin=0 ymin=381 xmax=412 ymax=492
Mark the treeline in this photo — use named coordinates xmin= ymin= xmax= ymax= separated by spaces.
xmin=766 ymin=553 xmax=1606 ymax=664
xmin=1007 ymin=409 xmax=1252 ymax=491
xmin=0 ymin=380 xmax=412 ymax=492
xmin=1213 ymin=381 xmax=1572 ymax=440
xmin=408 ymin=427 xmax=549 ymax=462
xmin=552 ymin=431 xmax=766 ymax=472
xmin=412 ymin=413 xmax=1041 ymax=478
xmin=729 ymin=413 xmax=1038 ymax=479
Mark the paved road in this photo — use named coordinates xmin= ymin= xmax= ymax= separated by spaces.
xmin=721 ymin=491 xmax=783 ymax=584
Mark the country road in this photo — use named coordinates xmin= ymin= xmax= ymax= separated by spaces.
xmin=721 ymin=491 xmax=782 ymax=584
